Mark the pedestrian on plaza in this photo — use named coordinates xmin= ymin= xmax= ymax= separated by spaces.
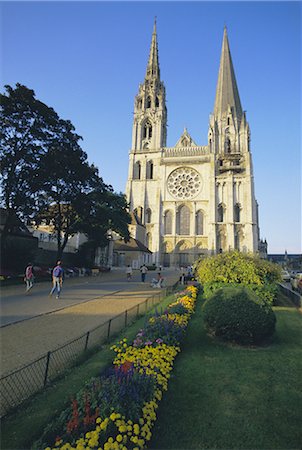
xmin=24 ymin=263 xmax=34 ymax=292
xmin=125 ymin=264 xmax=133 ymax=281
xmin=140 ymin=264 xmax=148 ymax=283
xmin=49 ymin=261 xmax=64 ymax=299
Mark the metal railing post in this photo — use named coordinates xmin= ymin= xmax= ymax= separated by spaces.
xmin=44 ymin=351 xmax=51 ymax=387
xmin=84 ymin=331 xmax=90 ymax=351
xmin=107 ymin=319 xmax=112 ymax=341
xmin=125 ymin=310 xmax=128 ymax=328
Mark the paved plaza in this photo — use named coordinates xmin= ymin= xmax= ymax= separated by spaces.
xmin=0 ymin=268 xmax=180 ymax=376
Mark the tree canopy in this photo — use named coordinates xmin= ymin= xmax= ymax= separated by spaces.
xmin=0 ymin=83 xmax=131 ymax=261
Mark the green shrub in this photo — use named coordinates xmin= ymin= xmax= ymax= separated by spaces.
xmin=203 ymin=286 xmax=276 ymax=345
xmin=203 ymin=281 xmax=278 ymax=307
xmin=195 ymin=251 xmax=281 ymax=286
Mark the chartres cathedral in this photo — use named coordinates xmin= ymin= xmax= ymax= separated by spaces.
xmin=125 ymin=21 xmax=265 ymax=267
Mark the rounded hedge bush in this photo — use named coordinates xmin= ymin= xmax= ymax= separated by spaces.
xmin=203 ymin=286 xmax=276 ymax=345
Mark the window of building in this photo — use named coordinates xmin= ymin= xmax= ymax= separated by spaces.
xmin=146 ymin=232 xmax=152 ymax=249
xmin=217 ymin=203 xmax=225 ymax=222
xmin=196 ymin=210 xmax=204 ymax=235
xmin=134 ymin=206 xmax=143 ymax=222
xmin=146 ymin=96 xmax=151 ymax=108
xmin=133 ymin=161 xmax=141 ymax=179
xmin=143 ymin=122 xmax=152 ymax=139
xmin=226 ymin=138 xmax=231 ymax=153
xmin=155 ymin=96 xmax=160 ymax=107
xmin=146 ymin=208 xmax=152 ymax=224
xmin=146 ymin=161 xmax=154 ymax=179
xmin=177 ymin=205 xmax=190 ymax=235
xmin=234 ymin=203 xmax=241 ymax=222
xmin=164 ymin=210 xmax=172 ymax=235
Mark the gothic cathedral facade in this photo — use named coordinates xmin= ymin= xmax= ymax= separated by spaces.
xmin=125 ymin=22 xmax=261 ymax=267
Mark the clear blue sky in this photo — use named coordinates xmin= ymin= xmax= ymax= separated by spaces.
xmin=1 ymin=1 xmax=301 ymax=254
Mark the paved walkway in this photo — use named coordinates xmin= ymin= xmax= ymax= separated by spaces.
xmin=0 ymin=269 xmax=180 ymax=377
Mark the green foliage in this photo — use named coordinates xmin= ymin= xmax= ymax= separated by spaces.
xmin=203 ymin=286 xmax=276 ymax=345
xmin=1 ymin=83 xmax=131 ymax=265
xmin=203 ymin=281 xmax=278 ymax=307
xmin=196 ymin=251 xmax=281 ymax=286
xmin=0 ymin=84 xmax=58 ymax=217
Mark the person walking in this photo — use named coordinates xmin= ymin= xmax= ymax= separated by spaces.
xmin=125 ymin=264 xmax=133 ymax=281
xmin=140 ymin=264 xmax=148 ymax=283
xmin=49 ymin=261 xmax=64 ymax=299
xmin=24 ymin=263 xmax=34 ymax=292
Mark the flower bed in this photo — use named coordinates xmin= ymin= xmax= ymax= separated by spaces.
xmin=41 ymin=286 xmax=198 ymax=450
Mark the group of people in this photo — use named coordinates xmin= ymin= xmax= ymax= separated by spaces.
xmin=179 ymin=265 xmax=194 ymax=285
xmin=125 ymin=264 xmax=164 ymax=288
xmin=24 ymin=261 xmax=64 ymax=299
xmin=24 ymin=260 xmax=165 ymax=298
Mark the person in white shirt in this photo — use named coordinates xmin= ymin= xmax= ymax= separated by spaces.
xmin=140 ymin=264 xmax=148 ymax=283
xmin=125 ymin=265 xmax=133 ymax=281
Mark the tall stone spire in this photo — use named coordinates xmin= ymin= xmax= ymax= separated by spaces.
xmin=214 ymin=27 xmax=242 ymax=119
xmin=145 ymin=18 xmax=160 ymax=80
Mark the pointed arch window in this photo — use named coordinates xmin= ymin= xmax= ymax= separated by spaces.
xmin=196 ymin=210 xmax=204 ymax=235
xmin=234 ymin=203 xmax=241 ymax=222
xmin=146 ymin=232 xmax=152 ymax=250
xmin=155 ymin=96 xmax=160 ymax=107
xmin=143 ymin=121 xmax=152 ymax=139
xmin=146 ymin=208 xmax=152 ymax=224
xmin=217 ymin=203 xmax=225 ymax=223
xmin=146 ymin=96 xmax=152 ymax=109
xmin=164 ymin=210 xmax=172 ymax=235
xmin=146 ymin=161 xmax=154 ymax=179
xmin=225 ymin=138 xmax=231 ymax=153
xmin=133 ymin=161 xmax=141 ymax=180
xmin=135 ymin=206 xmax=143 ymax=222
xmin=177 ymin=205 xmax=190 ymax=235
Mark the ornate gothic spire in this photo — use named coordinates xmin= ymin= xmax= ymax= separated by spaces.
xmin=213 ymin=27 xmax=242 ymax=119
xmin=145 ymin=18 xmax=160 ymax=80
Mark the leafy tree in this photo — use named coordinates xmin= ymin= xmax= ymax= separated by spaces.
xmin=33 ymin=118 xmax=100 ymax=260
xmin=0 ymin=83 xmax=58 ymax=230
xmin=1 ymin=83 xmax=131 ymax=264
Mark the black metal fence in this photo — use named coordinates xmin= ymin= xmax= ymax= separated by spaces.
xmin=0 ymin=286 xmax=176 ymax=418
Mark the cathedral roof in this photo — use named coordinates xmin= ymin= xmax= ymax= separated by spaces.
xmin=145 ymin=18 xmax=160 ymax=80
xmin=175 ymin=128 xmax=198 ymax=147
xmin=213 ymin=27 xmax=243 ymax=119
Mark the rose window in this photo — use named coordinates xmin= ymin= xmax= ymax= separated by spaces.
xmin=167 ymin=167 xmax=202 ymax=199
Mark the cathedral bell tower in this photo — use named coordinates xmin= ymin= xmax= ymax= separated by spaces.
xmin=208 ymin=27 xmax=259 ymax=253
xmin=208 ymin=27 xmax=250 ymax=157
xmin=131 ymin=19 xmax=167 ymax=152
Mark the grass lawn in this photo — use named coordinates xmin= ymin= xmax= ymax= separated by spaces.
xmin=150 ymin=299 xmax=302 ymax=449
